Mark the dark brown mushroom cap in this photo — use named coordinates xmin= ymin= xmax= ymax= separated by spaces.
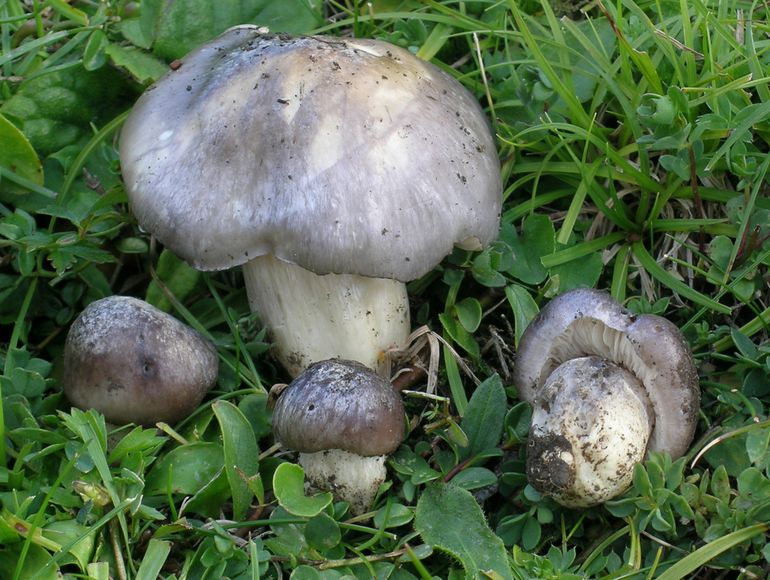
xmin=119 ymin=26 xmax=501 ymax=281
xmin=272 ymin=359 xmax=405 ymax=456
xmin=513 ymin=288 xmax=699 ymax=459
xmin=62 ymin=296 xmax=218 ymax=425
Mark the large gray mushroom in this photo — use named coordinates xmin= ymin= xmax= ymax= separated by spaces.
xmin=271 ymin=358 xmax=405 ymax=514
xmin=63 ymin=296 xmax=218 ymax=425
xmin=119 ymin=26 xmax=501 ymax=376
xmin=513 ymin=288 xmax=699 ymax=507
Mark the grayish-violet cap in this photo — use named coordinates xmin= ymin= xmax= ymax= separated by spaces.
xmin=513 ymin=288 xmax=699 ymax=459
xmin=63 ymin=296 xmax=219 ymax=425
xmin=119 ymin=26 xmax=501 ymax=281
xmin=272 ymin=359 xmax=405 ymax=457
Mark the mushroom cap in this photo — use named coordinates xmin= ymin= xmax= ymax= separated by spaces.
xmin=526 ymin=356 xmax=653 ymax=507
xmin=119 ymin=26 xmax=501 ymax=281
xmin=272 ymin=359 xmax=405 ymax=456
xmin=62 ymin=296 xmax=219 ymax=425
xmin=513 ymin=288 xmax=699 ymax=459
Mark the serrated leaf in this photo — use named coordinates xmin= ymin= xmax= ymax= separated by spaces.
xmin=272 ymin=463 xmax=333 ymax=518
xmin=212 ymin=400 xmax=260 ymax=520
xmin=459 ymin=375 xmax=506 ymax=460
xmin=415 ymin=484 xmax=512 ymax=580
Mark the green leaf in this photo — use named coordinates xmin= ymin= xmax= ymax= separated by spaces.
xmin=504 ymin=284 xmax=538 ymax=348
xmin=83 ymin=30 xmax=108 ymax=71
xmin=144 ymin=442 xmax=224 ymax=496
xmin=142 ymin=0 xmax=323 ymax=60
xmin=145 ymin=249 xmax=202 ymax=312
xmin=502 ymin=215 xmax=554 ymax=284
xmin=415 ymin=483 xmax=513 ymax=580
xmin=212 ymin=400 xmax=260 ymax=521
xmin=104 ymin=44 xmax=169 ymax=84
xmin=454 ymin=298 xmax=482 ymax=333
xmin=47 ymin=0 xmax=89 ymax=25
xmin=0 ymin=113 xmax=43 ymax=194
xmin=43 ymin=520 xmax=94 ymax=571
xmin=451 ymin=467 xmax=498 ymax=491
xmin=439 ymin=312 xmax=480 ymax=359
xmin=135 ymin=539 xmax=171 ymax=580
xmin=304 ymin=513 xmax=341 ymax=552
xmin=657 ymin=523 xmax=768 ymax=580
xmin=272 ymin=463 xmax=333 ymax=518
xmin=459 ymin=375 xmax=506 ymax=459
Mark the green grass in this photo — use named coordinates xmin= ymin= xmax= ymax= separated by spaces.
xmin=1 ymin=0 xmax=769 ymax=578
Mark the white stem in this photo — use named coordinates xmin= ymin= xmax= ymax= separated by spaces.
xmin=242 ymin=255 xmax=410 ymax=376
xmin=299 ymin=449 xmax=387 ymax=515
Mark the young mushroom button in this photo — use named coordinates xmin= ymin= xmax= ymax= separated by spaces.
xmin=62 ymin=296 xmax=219 ymax=426
xmin=119 ymin=26 xmax=502 ymax=376
xmin=271 ymin=359 xmax=406 ymax=515
xmin=513 ymin=288 xmax=699 ymax=507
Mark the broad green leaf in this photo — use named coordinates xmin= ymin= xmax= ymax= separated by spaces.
xmin=415 ymin=484 xmax=512 ymax=580
xmin=502 ymin=215 xmax=554 ymax=284
xmin=212 ymin=400 xmax=260 ymax=520
xmin=451 ymin=467 xmax=498 ymax=491
xmin=146 ymin=249 xmax=202 ymax=312
xmin=504 ymin=284 xmax=538 ymax=348
xmin=104 ymin=43 xmax=169 ymax=84
xmin=459 ymin=374 xmax=506 ymax=459
xmin=145 ymin=442 xmax=224 ymax=496
xmin=439 ymin=312 xmax=480 ymax=359
xmin=0 ymin=113 xmax=43 ymax=194
xmin=373 ymin=503 xmax=414 ymax=529
xmin=272 ymin=463 xmax=333 ymax=518
xmin=43 ymin=520 xmax=94 ymax=571
xmin=304 ymin=513 xmax=341 ymax=552
xmin=142 ymin=0 xmax=323 ymax=60
xmin=454 ymin=297 xmax=482 ymax=333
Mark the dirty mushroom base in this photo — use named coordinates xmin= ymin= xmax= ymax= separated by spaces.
xmin=299 ymin=449 xmax=388 ymax=515
xmin=243 ymin=255 xmax=410 ymax=376
xmin=526 ymin=356 xmax=654 ymax=508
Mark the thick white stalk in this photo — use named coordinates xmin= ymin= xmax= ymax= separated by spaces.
xmin=299 ymin=449 xmax=387 ymax=515
xmin=242 ymin=255 xmax=410 ymax=376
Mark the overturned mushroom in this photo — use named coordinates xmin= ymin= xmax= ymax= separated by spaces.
xmin=119 ymin=26 xmax=501 ymax=376
xmin=513 ymin=288 xmax=699 ymax=507
xmin=271 ymin=359 xmax=405 ymax=515
xmin=62 ymin=296 xmax=218 ymax=425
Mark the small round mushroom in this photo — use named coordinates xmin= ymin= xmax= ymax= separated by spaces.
xmin=119 ymin=26 xmax=501 ymax=376
xmin=63 ymin=296 xmax=219 ymax=425
xmin=271 ymin=358 xmax=405 ymax=514
xmin=513 ymin=288 xmax=699 ymax=507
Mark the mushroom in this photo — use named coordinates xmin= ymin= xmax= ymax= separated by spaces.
xmin=62 ymin=296 xmax=219 ymax=425
xmin=271 ymin=358 xmax=405 ymax=514
xmin=513 ymin=288 xmax=699 ymax=507
xmin=119 ymin=26 xmax=501 ymax=376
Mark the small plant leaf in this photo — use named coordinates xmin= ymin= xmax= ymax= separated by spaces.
xmin=415 ymin=483 xmax=513 ymax=580
xmin=0 ymin=113 xmax=43 ymax=194
xmin=460 ymin=374 xmax=507 ymax=459
xmin=212 ymin=400 xmax=260 ymax=521
xmin=272 ymin=463 xmax=333 ymax=518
